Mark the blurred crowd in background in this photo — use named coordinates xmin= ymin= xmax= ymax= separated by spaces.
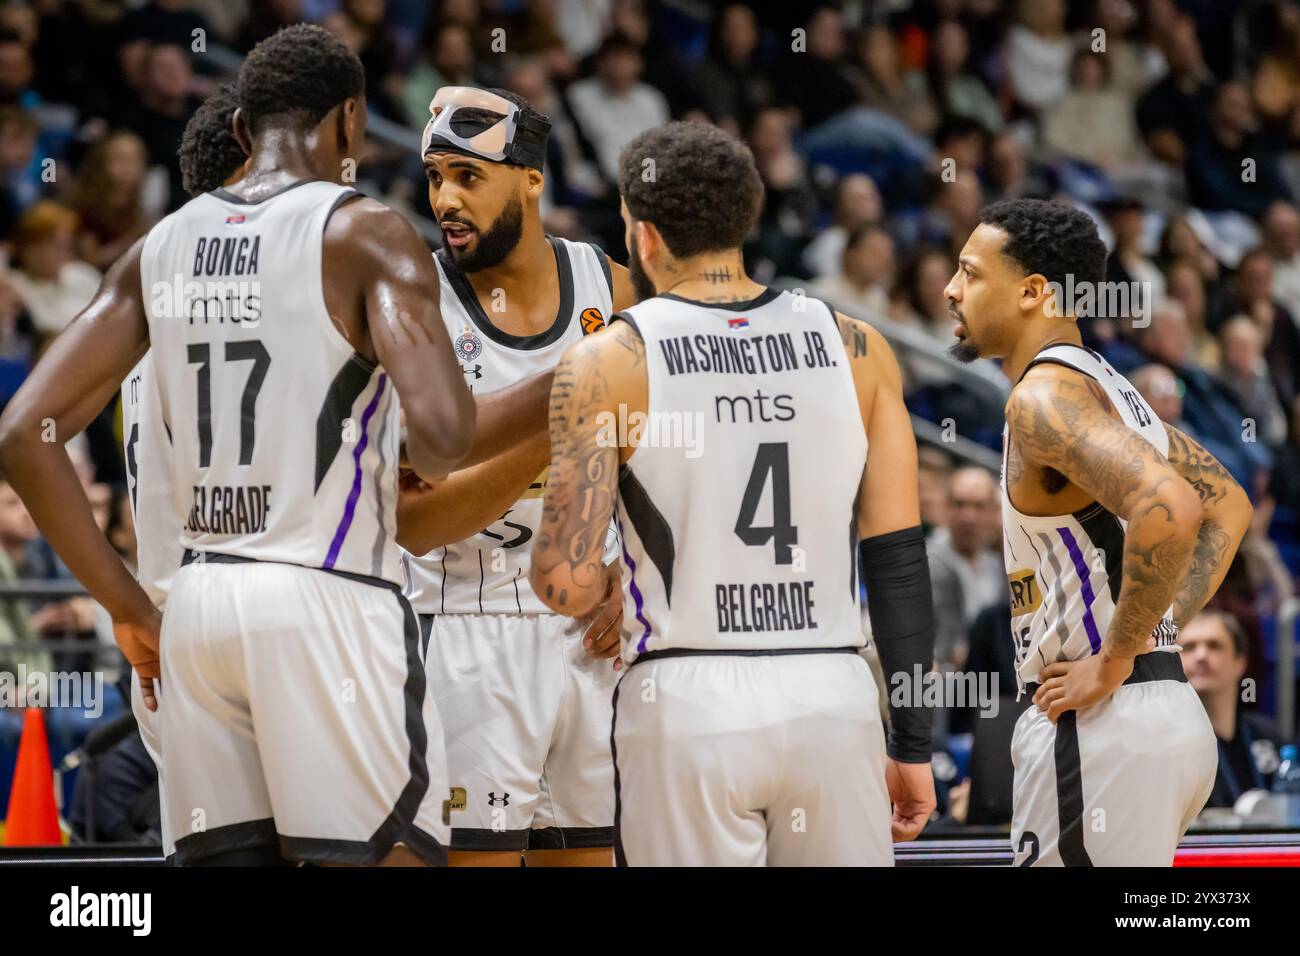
xmin=0 ymin=0 xmax=1297 ymax=833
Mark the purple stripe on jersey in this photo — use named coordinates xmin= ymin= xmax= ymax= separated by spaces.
xmin=1056 ymin=525 xmax=1102 ymax=653
xmin=324 ymin=374 xmax=387 ymax=569
xmin=614 ymin=512 xmax=652 ymax=654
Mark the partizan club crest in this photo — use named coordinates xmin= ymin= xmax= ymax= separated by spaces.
xmin=455 ymin=328 xmax=483 ymax=362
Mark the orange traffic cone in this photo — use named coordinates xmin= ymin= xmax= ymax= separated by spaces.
xmin=3 ymin=708 xmax=61 ymax=845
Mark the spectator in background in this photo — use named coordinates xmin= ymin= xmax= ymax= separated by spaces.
xmin=1003 ymin=0 xmax=1072 ymax=115
xmin=923 ymin=18 xmax=1003 ymax=134
xmin=773 ymin=6 xmax=858 ymax=131
xmin=1136 ymin=13 xmax=1213 ymax=168
xmin=1251 ymin=0 xmax=1300 ymax=133
xmin=917 ymin=445 xmax=952 ymax=535
xmin=122 ymin=43 xmax=199 ymax=210
xmin=566 ymin=33 xmax=668 ymax=183
xmin=1186 ymin=81 xmax=1294 ymax=217
xmin=1165 ymin=259 xmax=1222 ymax=368
xmin=6 ymin=200 xmax=100 ymax=340
xmin=811 ymin=224 xmax=895 ymax=319
xmin=926 ymin=467 xmax=1004 ymax=672
xmin=238 ymin=0 xmax=304 ymax=52
xmin=1181 ymin=609 xmax=1286 ymax=809
xmin=892 ymin=246 xmax=956 ymax=340
xmin=69 ymin=132 xmax=156 ymax=272
xmin=1042 ymin=49 xmax=1144 ymax=174
xmin=605 ymin=0 xmax=700 ymax=119
xmin=851 ymin=23 xmax=937 ymax=138
xmin=324 ymin=0 xmax=403 ymax=122
xmin=1160 ymin=213 xmax=1224 ymax=293
xmin=694 ymin=3 xmax=771 ymax=134
xmin=745 ymin=106 xmax=817 ymax=280
xmin=1083 ymin=0 xmax=1155 ymax=100
xmin=983 ymin=130 xmax=1053 ymax=202
xmin=397 ymin=20 xmax=478 ymax=128
xmin=1100 ymin=196 xmax=1163 ymax=343
xmin=0 ymin=270 xmax=34 ymax=374
xmin=802 ymin=173 xmax=881 ymax=279
xmin=1217 ymin=316 xmax=1289 ymax=449
xmin=1225 ymin=248 xmax=1299 ymax=422
xmin=0 ymin=106 xmax=40 ymax=238
xmin=116 ymin=0 xmax=210 ymax=95
xmin=1262 ymin=201 xmax=1300 ymax=325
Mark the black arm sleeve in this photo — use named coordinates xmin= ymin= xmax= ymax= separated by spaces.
xmin=861 ymin=524 xmax=936 ymax=763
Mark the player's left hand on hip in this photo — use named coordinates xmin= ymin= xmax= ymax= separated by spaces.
xmin=581 ymin=561 xmax=623 ymax=662
xmin=885 ymin=758 xmax=936 ymax=842
xmin=1033 ymin=653 xmax=1132 ymax=723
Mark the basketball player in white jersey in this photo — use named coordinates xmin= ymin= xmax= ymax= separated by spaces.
xmin=398 ymin=86 xmax=638 ymax=866
xmin=944 ymin=199 xmax=1253 ymax=865
xmin=117 ymin=83 xmax=251 ymax=861
xmin=0 ymin=25 xmax=482 ymax=866
xmin=533 ymin=121 xmax=939 ymax=866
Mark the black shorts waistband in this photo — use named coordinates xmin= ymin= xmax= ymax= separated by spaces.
xmin=181 ymin=549 xmax=399 ymax=593
xmin=628 ymin=645 xmax=862 ymax=667
xmin=1024 ymin=649 xmax=1186 ymax=697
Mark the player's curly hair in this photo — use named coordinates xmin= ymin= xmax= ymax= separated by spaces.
xmin=237 ymin=24 xmax=364 ymax=135
xmin=179 ymin=84 xmax=245 ymax=196
xmin=978 ymin=199 xmax=1107 ymax=289
xmin=617 ymin=120 xmax=763 ymax=258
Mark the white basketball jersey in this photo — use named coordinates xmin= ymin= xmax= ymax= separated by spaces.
xmin=613 ymin=290 xmax=867 ymax=662
xmin=122 ymin=352 xmax=182 ymax=607
xmin=139 ymin=179 xmax=403 ymax=583
xmin=1001 ymin=343 xmax=1180 ymax=687
xmin=402 ymin=237 xmax=617 ymax=614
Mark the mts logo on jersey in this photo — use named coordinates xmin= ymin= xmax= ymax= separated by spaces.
xmin=1007 ymin=569 xmax=1041 ymax=617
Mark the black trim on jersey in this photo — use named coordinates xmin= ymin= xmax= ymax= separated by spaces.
xmin=1054 ymin=712 xmax=1094 ymax=867
xmin=315 ymin=355 xmax=377 ymax=492
xmin=849 ymin=513 xmax=858 ymax=597
xmin=610 ymin=311 xmax=641 ymax=340
xmin=594 ymin=247 xmax=613 ymax=299
xmin=435 ymin=236 xmax=575 ymax=351
xmin=628 ymin=646 xmax=861 ymax=666
xmin=1073 ymin=502 xmax=1125 ymax=604
xmin=658 ymin=287 xmax=782 ymax=311
xmin=528 ymin=825 xmax=615 ymax=850
xmin=610 ymin=677 xmax=628 ymax=867
xmin=440 ymin=546 xmax=447 ymax=613
xmin=210 ymin=178 xmax=319 ymax=205
xmin=512 ymin=567 xmax=522 ymax=614
xmin=172 ymin=818 xmax=280 ymax=866
xmin=1017 ymin=343 xmax=1106 ymax=384
xmin=448 ymin=827 xmax=529 ymax=852
xmin=618 ymin=464 xmax=675 ymax=605
xmin=323 ymin=187 xmax=361 ymax=228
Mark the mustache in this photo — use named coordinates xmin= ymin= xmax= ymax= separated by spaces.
xmin=438 ymin=213 xmax=476 ymax=230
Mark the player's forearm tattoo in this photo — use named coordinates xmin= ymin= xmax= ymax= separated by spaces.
xmin=534 ymin=342 xmax=617 ymax=608
xmin=1008 ymin=375 xmax=1196 ymax=656
xmin=1163 ymin=424 xmax=1244 ymax=626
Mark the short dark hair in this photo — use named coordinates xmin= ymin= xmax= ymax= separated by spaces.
xmin=238 ymin=24 xmax=364 ymax=135
xmin=617 ymin=120 xmax=763 ymax=258
xmin=977 ymin=199 xmax=1107 ymax=290
xmin=179 ymin=84 xmax=245 ymax=196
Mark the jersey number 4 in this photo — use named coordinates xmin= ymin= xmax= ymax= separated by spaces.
xmin=734 ymin=442 xmax=799 ymax=565
xmin=187 ymin=340 xmax=270 ymax=467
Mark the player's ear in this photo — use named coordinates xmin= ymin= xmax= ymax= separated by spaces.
xmin=524 ymin=167 xmax=544 ymax=199
xmin=230 ymin=108 xmax=252 ymax=157
xmin=1021 ymin=273 xmax=1049 ymax=314
xmin=338 ymin=98 xmax=360 ymax=157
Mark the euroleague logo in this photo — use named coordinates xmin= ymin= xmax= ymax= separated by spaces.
xmin=580 ymin=307 xmax=606 ymax=336
xmin=455 ymin=327 xmax=483 ymax=361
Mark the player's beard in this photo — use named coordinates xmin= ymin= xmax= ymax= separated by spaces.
xmin=453 ymin=195 xmax=524 ymax=272
xmin=627 ymin=230 xmax=657 ymax=302
xmin=946 ymin=305 xmax=981 ymax=363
